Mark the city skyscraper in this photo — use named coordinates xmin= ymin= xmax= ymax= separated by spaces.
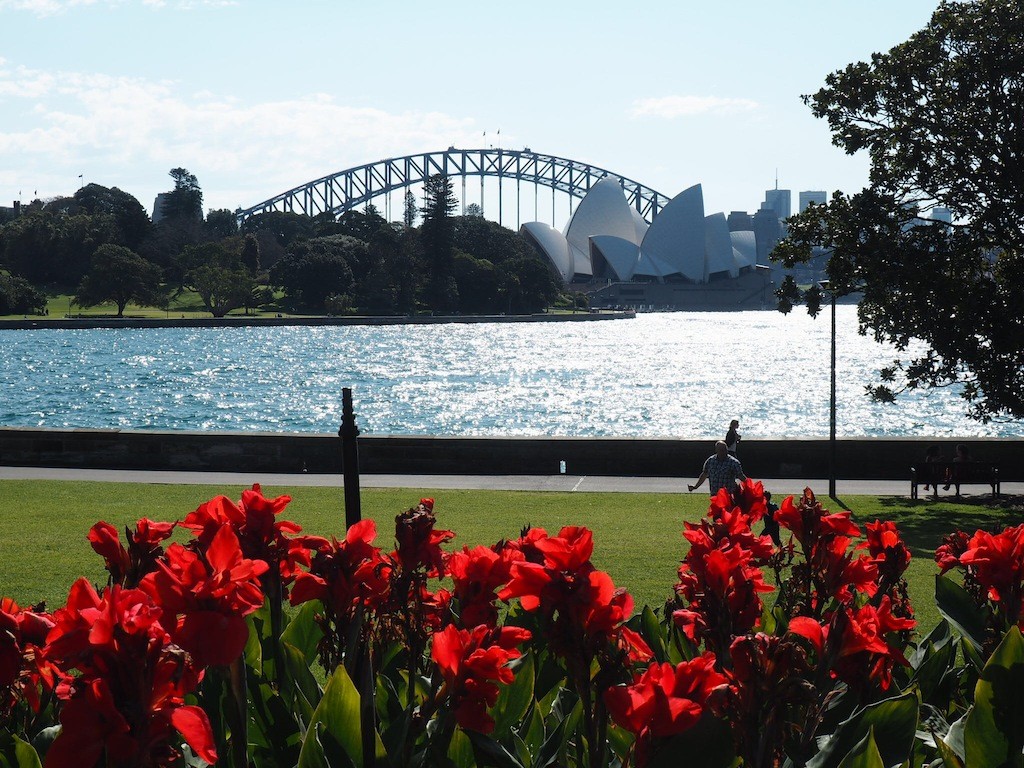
xmin=799 ymin=190 xmax=827 ymax=212
xmin=763 ymin=187 xmax=791 ymax=221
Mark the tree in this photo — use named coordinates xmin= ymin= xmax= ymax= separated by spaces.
xmin=205 ymin=209 xmax=239 ymax=239
xmin=186 ymin=264 xmax=254 ymax=318
xmin=160 ymin=168 xmax=203 ymax=222
xmin=420 ymin=174 xmax=459 ymax=313
xmin=75 ymin=244 xmax=163 ymax=317
xmin=269 ymin=235 xmax=361 ymax=311
xmin=464 ymin=203 xmax=483 ymax=218
xmin=69 ymin=183 xmax=151 ymax=249
xmin=403 ymin=190 xmax=418 ymax=229
xmin=0 ymin=271 xmax=45 ymax=315
xmin=773 ymin=0 xmax=1024 ymax=422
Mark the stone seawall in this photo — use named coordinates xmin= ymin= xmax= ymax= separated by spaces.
xmin=1 ymin=427 xmax=1020 ymax=482
xmin=0 ymin=311 xmax=634 ymax=331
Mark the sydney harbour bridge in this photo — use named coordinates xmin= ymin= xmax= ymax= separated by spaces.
xmin=235 ymin=148 xmax=672 ymax=229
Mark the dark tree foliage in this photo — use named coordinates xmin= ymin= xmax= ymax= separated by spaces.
xmin=65 ymin=184 xmax=151 ymax=249
xmin=452 ymin=214 xmax=537 ymax=265
xmin=453 ymin=253 xmax=501 ymax=314
xmin=420 ymin=174 xmax=459 ymax=313
xmin=500 ymin=256 xmax=560 ymax=314
xmin=205 ymin=209 xmax=239 ymax=239
xmin=160 ymin=168 xmax=204 ymax=222
xmin=334 ymin=208 xmax=389 ymax=243
xmin=75 ymin=244 xmax=163 ymax=317
xmin=240 ymin=233 xmax=261 ymax=275
xmin=403 ymin=190 xmax=418 ymax=229
xmin=0 ymin=208 xmax=116 ymax=285
xmin=269 ymin=235 xmax=361 ymax=311
xmin=187 ymin=264 xmax=254 ymax=318
xmin=773 ymin=0 xmax=1024 ymax=421
xmin=0 ymin=271 xmax=46 ymax=315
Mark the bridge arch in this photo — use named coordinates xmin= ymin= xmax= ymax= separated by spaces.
xmin=235 ymin=148 xmax=671 ymax=227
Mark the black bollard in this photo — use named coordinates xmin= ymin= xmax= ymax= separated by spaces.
xmin=339 ymin=387 xmax=362 ymax=528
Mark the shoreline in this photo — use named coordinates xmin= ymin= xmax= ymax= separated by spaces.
xmin=0 ymin=309 xmax=635 ymax=330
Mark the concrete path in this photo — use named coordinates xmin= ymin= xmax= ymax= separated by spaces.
xmin=2 ymin=466 xmax=1020 ymax=499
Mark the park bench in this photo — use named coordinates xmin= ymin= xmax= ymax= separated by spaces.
xmin=910 ymin=460 xmax=1000 ymax=499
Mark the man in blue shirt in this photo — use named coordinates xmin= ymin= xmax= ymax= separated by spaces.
xmin=688 ymin=441 xmax=747 ymax=496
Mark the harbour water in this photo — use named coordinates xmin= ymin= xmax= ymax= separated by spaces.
xmin=1 ymin=307 xmax=1018 ymax=438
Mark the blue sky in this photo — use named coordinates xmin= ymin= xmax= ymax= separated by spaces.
xmin=1 ymin=0 xmax=940 ymax=226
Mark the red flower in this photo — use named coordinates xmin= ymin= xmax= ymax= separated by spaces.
xmin=182 ymin=484 xmax=310 ymax=586
xmin=935 ymin=530 xmax=971 ymax=575
xmin=140 ymin=524 xmax=268 ymax=666
xmin=959 ymin=525 xmax=1024 ymax=611
xmin=44 ymin=580 xmax=216 ymax=768
xmin=88 ymin=519 xmax=175 ymax=588
xmin=774 ymin=489 xmax=860 ymax=550
xmin=393 ymin=504 xmax=455 ymax=576
xmin=605 ymin=655 xmax=727 ymax=765
xmin=1 ymin=597 xmax=56 ymax=719
xmin=431 ymin=623 xmax=531 ymax=733
xmin=447 ymin=544 xmax=521 ymax=628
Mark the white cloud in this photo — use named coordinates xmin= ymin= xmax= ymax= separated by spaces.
xmin=0 ymin=63 xmax=481 ymax=211
xmin=630 ymin=95 xmax=759 ymax=119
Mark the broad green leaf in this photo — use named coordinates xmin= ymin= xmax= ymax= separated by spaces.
xmin=964 ymin=626 xmax=1024 ymax=767
xmin=522 ymin=702 xmax=545 ymax=757
xmin=447 ymin=727 xmax=475 ymax=768
xmin=836 ymin=727 xmax=885 ymax=768
xmin=297 ymin=665 xmax=384 ymax=768
xmin=280 ymin=641 xmax=323 ymax=728
xmin=912 ymin=640 xmax=955 ymax=703
xmin=0 ymin=732 xmax=42 ymax=768
xmin=492 ymin=652 xmax=535 ymax=737
xmin=244 ymin=612 xmax=264 ymax=670
xmin=909 ymin=620 xmax=952 ymax=670
xmin=807 ymin=689 xmax=919 ymax=768
xmin=935 ymin=735 xmax=965 ymax=768
xmin=534 ymin=717 xmax=566 ymax=768
xmin=935 ymin=575 xmax=988 ymax=658
xmin=281 ymin=600 xmax=325 ymax=664
xmin=465 ymin=730 xmax=525 ymax=768
xmin=510 ymin=731 xmax=531 ymax=768
xmin=639 ymin=605 xmax=667 ymax=663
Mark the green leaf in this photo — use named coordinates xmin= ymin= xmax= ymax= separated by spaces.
xmin=244 ymin=612 xmax=264 ymax=671
xmin=836 ymin=727 xmax=885 ymax=768
xmin=522 ymin=703 xmax=545 ymax=758
xmin=0 ymin=732 xmax=43 ymax=768
xmin=447 ymin=727 xmax=475 ymax=768
xmin=964 ymin=626 xmax=1024 ymax=767
xmin=935 ymin=575 xmax=988 ymax=658
xmin=638 ymin=605 xmax=667 ymax=663
xmin=281 ymin=600 xmax=325 ymax=664
xmin=297 ymin=665 xmax=383 ymax=768
xmin=280 ymin=641 xmax=323 ymax=728
xmin=912 ymin=639 xmax=955 ymax=703
xmin=465 ymin=730 xmax=525 ymax=768
xmin=807 ymin=689 xmax=919 ymax=768
xmin=935 ymin=734 xmax=965 ymax=768
xmin=491 ymin=652 xmax=535 ymax=737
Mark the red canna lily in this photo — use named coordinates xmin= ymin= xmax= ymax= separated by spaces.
xmin=88 ymin=518 xmax=175 ymax=589
xmin=447 ymin=544 xmax=521 ymax=628
xmin=605 ymin=654 xmax=727 ymax=765
xmin=140 ymin=524 xmax=267 ymax=667
xmin=431 ymin=623 xmax=531 ymax=733
xmin=44 ymin=580 xmax=216 ymax=768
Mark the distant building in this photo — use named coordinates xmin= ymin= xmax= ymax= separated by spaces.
xmin=931 ymin=206 xmax=952 ymax=223
xmin=727 ymin=211 xmax=753 ymax=232
xmin=152 ymin=193 xmax=173 ymax=224
xmin=763 ymin=188 xmax=791 ymax=221
xmin=799 ymin=190 xmax=827 ymax=212
xmin=752 ymin=207 xmax=783 ymax=265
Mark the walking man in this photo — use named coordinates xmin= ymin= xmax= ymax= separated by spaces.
xmin=688 ymin=440 xmax=747 ymax=496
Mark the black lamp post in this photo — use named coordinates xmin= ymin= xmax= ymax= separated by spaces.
xmin=818 ymin=281 xmax=837 ymax=498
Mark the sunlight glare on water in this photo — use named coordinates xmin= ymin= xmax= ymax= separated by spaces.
xmin=0 ymin=307 xmax=1018 ymax=438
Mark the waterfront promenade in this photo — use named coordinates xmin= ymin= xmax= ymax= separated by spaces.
xmin=3 ymin=465 xmax=1021 ymax=499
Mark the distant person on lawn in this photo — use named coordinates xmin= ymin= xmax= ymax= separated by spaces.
xmin=725 ymin=419 xmax=741 ymax=455
xmin=688 ymin=441 xmax=747 ymax=496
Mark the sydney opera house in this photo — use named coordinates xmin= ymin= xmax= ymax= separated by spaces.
xmin=520 ymin=178 xmax=778 ymax=310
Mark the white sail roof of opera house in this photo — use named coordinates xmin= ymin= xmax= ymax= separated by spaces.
xmin=521 ymin=221 xmax=573 ymax=281
xmin=730 ymin=230 xmax=757 ymax=271
xmin=590 ymin=236 xmax=640 ymax=281
xmin=565 ymin=176 xmax=640 ymax=251
xmin=704 ymin=213 xmax=737 ymax=278
xmin=637 ymin=184 xmax=706 ymax=282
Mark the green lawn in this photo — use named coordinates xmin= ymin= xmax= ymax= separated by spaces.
xmin=2 ymin=479 xmax=1017 ymax=635
xmin=1 ymin=288 xmax=300 ymax=320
